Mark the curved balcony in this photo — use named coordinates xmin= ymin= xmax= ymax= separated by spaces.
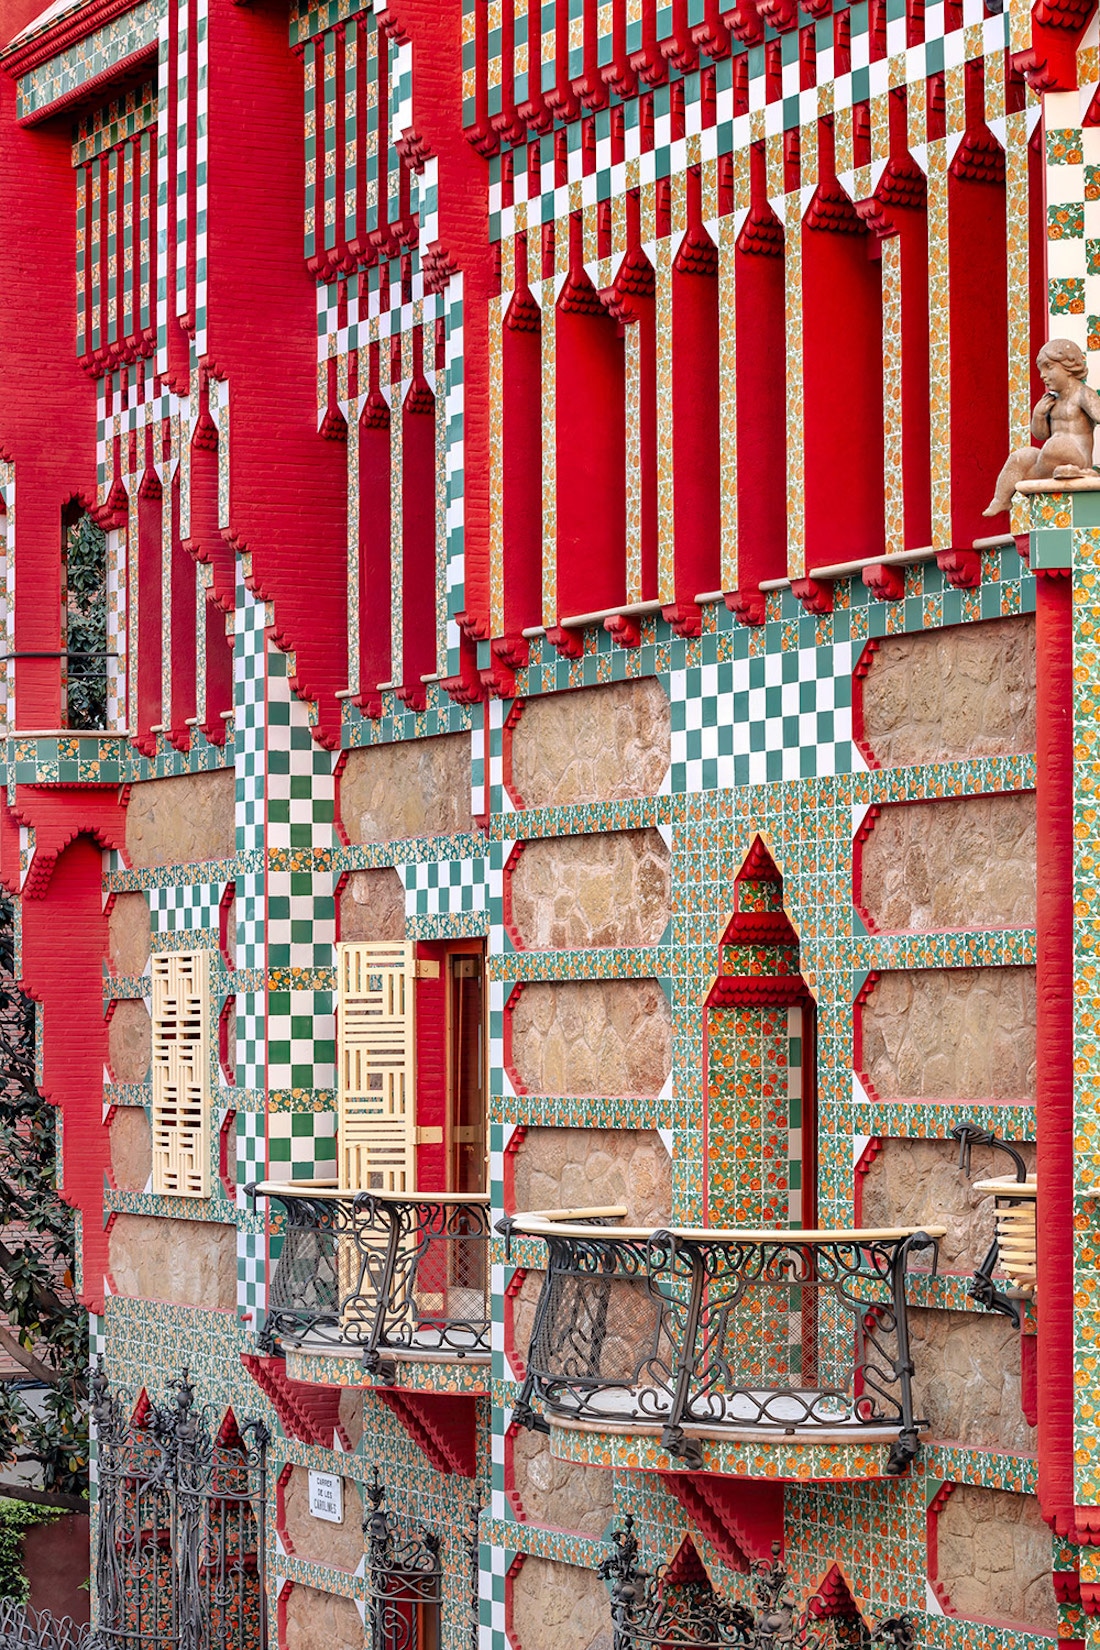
xmin=250 ymin=1183 xmax=491 ymax=1383
xmin=500 ymin=1209 xmax=944 ymax=1475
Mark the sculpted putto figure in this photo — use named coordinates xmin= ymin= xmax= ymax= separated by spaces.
xmin=984 ymin=338 xmax=1100 ymax=516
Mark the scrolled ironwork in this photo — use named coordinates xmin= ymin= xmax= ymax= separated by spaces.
xmin=92 ymin=1368 xmax=268 ymax=1650
xmin=952 ymin=1121 xmax=1030 ymax=1327
xmin=504 ymin=1214 xmax=940 ymax=1473
xmin=253 ymin=1184 xmax=491 ymax=1371
xmin=600 ymin=1521 xmax=914 ymax=1650
xmin=365 ymin=1473 xmax=443 ymax=1650
xmin=0 ymin=1601 xmax=99 ymax=1650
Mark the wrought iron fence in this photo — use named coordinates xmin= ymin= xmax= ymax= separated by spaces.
xmin=499 ymin=1210 xmax=942 ymax=1473
xmin=92 ymin=1369 xmax=268 ymax=1650
xmin=600 ymin=1518 xmax=913 ymax=1650
xmin=0 ymin=1602 xmax=98 ymax=1650
xmin=363 ymin=1474 xmax=481 ymax=1650
xmin=251 ymin=1183 xmax=492 ymax=1377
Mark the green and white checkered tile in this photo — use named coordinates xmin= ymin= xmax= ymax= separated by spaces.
xmin=237 ymin=1229 xmax=265 ymax=1317
xmin=267 ymin=1110 xmax=337 ymax=1182
xmin=235 ymin=1110 xmax=266 ymax=1208
xmin=404 ymin=856 xmax=487 ymax=918
xmin=667 ymin=641 xmax=869 ymax=792
xmin=147 ymin=880 xmax=225 ymax=932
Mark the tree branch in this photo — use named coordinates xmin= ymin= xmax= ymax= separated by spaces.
xmin=0 ymin=1481 xmax=88 ymax=1513
xmin=0 ymin=1324 xmax=60 ymax=1387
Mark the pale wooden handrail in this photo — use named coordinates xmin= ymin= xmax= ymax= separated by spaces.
xmin=250 ymin=1179 xmax=491 ymax=1205
xmin=510 ymin=1208 xmax=946 ymax=1244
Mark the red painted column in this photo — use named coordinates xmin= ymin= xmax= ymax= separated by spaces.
xmin=135 ymin=474 xmax=162 ymax=754
xmin=669 ymin=166 xmax=720 ymax=616
xmin=499 ymin=251 xmax=543 ymax=663
xmin=554 ymin=214 xmax=626 ymax=628
xmin=357 ymin=343 xmax=392 ymax=718
xmin=168 ymin=471 xmax=197 ymax=748
xmin=1035 ymin=570 xmax=1075 ymax=1536
xmin=947 ymin=59 xmax=1008 ymax=546
xmin=801 ymin=120 xmax=884 ymax=568
xmin=733 ymin=143 xmax=786 ymax=616
xmin=398 ymin=330 xmax=438 ymax=709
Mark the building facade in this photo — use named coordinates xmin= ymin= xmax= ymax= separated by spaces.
xmin=0 ymin=0 xmax=1087 ymax=1642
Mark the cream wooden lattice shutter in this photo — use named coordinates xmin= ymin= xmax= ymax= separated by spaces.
xmin=337 ymin=941 xmax=416 ymax=1194
xmin=150 ymin=950 xmax=210 ymax=1198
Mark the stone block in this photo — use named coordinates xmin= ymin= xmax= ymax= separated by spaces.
xmin=338 ymin=1390 xmax=365 ymax=1449
xmin=107 ymin=893 xmax=151 ymax=976
xmin=108 ymin=1000 xmax=151 ymax=1084
xmin=508 ymin=679 xmax=670 ymax=808
xmin=858 ymin=615 xmax=1036 ymax=767
xmin=860 ymin=968 xmax=1036 ymax=1100
xmin=858 ymin=793 xmax=1036 ymax=933
xmin=109 ymin=1106 xmax=152 ymax=1192
xmin=339 ymin=735 xmax=473 ymax=843
xmin=511 ymin=1128 xmax=671 ymax=1224
xmin=108 ymin=1214 xmax=236 ymax=1309
xmin=338 ymin=868 xmax=406 ymax=941
xmin=509 ymin=1555 xmax=613 ymax=1650
xmin=860 ymin=1137 xmax=1036 ymax=1273
xmin=284 ymin=1585 xmax=364 ymax=1650
xmin=909 ymin=1307 xmax=1035 ymax=1453
xmin=510 ymin=980 xmax=672 ymax=1097
xmin=509 ymin=830 xmax=670 ymax=950
xmin=935 ymin=1485 xmax=1054 ymax=1631
xmin=281 ymin=1466 xmax=364 ymax=1570
xmin=125 ymin=771 xmax=236 ymax=868
xmin=511 ymin=1270 xmax=545 ymax=1368
xmin=511 ymin=1429 xmax=614 ymax=1536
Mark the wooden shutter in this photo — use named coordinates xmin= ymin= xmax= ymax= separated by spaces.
xmin=337 ymin=941 xmax=416 ymax=1193
xmin=150 ymin=950 xmax=210 ymax=1198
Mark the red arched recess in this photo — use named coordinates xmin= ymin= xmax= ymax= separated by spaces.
xmin=703 ymin=838 xmax=816 ymax=1230
xmin=4 ymin=802 xmax=123 ymax=1314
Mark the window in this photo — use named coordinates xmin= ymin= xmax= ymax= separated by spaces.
xmin=151 ymin=950 xmax=211 ymax=1198
xmin=62 ymin=506 xmax=108 ymax=730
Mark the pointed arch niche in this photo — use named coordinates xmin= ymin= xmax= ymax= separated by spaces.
xmin=704 ymin=838 xmax=816 ymax=1231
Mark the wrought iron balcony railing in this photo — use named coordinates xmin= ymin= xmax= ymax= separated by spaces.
xmin=250 ymin=1182 xmax=491 ymax=1377
xmin=499 ymin=1209 xmax=944 ymax=1474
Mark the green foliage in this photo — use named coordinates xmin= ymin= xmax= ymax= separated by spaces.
xmin=0 ymin=1497 xmax=63 ymax=1600
xmin=0 ymin=901 xmax=87 ymax=1502
xmin=64 ymin=513 xmax=108 ymax=732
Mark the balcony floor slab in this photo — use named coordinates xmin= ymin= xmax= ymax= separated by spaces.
xmin=546 ymin=1419 xmax=912 ymax=1481
xmin=286 ymin=1345 xmax=490 ymax=1395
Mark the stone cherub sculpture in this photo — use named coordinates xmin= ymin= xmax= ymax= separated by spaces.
xmin=984 ymin=338 xmax=1100 ymax=516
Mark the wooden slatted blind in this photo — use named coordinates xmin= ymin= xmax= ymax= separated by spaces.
xmin=337 ymin=941 xmax=416 ymax=1193
xmin=150 ymin=950 xmax=210 ymax=1198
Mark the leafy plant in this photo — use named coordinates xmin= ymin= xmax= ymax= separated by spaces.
xmin=64 ymin=513 xmax=108 ymax=733
xmin=0 ymin=901 xmax=87 ymax=1508
xmin=0 ymin=1498 xmax=63 ymax=1599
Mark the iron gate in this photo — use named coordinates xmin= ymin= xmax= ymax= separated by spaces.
xmin=92 ymin=1370 xmax=269 ymax=1650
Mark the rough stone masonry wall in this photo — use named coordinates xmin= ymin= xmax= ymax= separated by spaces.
xmin=108 ymin=1214 xmax=236 ymax=1309
xmin=107 ymin=999 xmax=151 ymax=1083
xmin=859 ymin=967 xmax=1036 ymax=1099
xmin=509 ymin=1554 xmax=613 ymax=1650
xmin=908 ymin=1308 xmax=1036 ymax=1454
xmin=858 ymin=615 xmax=1036 ymax=767
xmin=338 ymin=867 xmax=406 ymax=941
xmin=509 ymin=980 xmax=672 ymax=1096
xmin=507 ymin=679 xmax=670 ymax=807
xmin=934 ymin=1486 xmax=1055 ymax=1632
xmin=283 ymin=1585 xmax=364 ymax=1650
xmin=511 ymin=1127 xmax=671 ymax=1223
xmin=109 ymin=1106 xmax=152 ymax=1191
xmin=107 ymin=891 xmax=152 ymax=974
xmin=508 ymin=829 xmax=671 ymax=950
xmin=860 ymin=1138 xmax=1037 ymax=1272
xmin=510 ymin=1430 xmax=615 ymax=1536
xmin=339 ymin=732 xmax=474 ymax=842
xmin=281 ymin=1466 xmax=364 ymax=1569
xmin=125 ymin=771 xmax=236 ymax=866
xmin=858 ymin=793 xmax=1036 ymax=933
